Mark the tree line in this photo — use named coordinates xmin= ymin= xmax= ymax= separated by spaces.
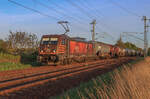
xmin=0 ymin=31 xmax=39 ymax=54
xmin=0 ymin=31 xmax=150 ymax=56
xmin=0 ymin=31 xmax=40 ymax=65
xmin=115 ymin=37 xmax=150 ymax=56
xmin=115 ymin=36 xmax=143 ymax=51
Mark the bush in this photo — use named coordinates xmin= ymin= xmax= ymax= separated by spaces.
xmin=148 ymin=48 xmax=150 ymax=56
xmin=0 ymin=62 xmax=31 ymax=71
xmin=0 ymin=52 xmax=20 ymax=63
xmin=0 ymin=39 xmax=8 ymax=53
xmin=20 ymin=50 xmax=40 ymax=66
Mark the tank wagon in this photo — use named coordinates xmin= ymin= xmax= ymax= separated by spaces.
xmin=95 ymin=42 xmax=111 ymax=59
xmin=37 ymin=34 xmax=143 ymax=64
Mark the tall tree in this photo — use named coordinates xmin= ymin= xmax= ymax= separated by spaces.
xmin=7 ymin=31 xmax=39 ymax=50
xmin=115 ymin=36 xmax=125 ymax=48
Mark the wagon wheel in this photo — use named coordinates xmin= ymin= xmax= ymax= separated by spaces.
xmin=107 ymin=54 xmax=111 ymax=59
xmin=67 ymin=58 xmax=71 ymax=64
xmin=68 ymin=58 xmax=73 ymax=64
xmin=83 ymin=57 xmax=86 ymax=63
xmin=63 ymin=58 xmax=68 ymax=65
xmin=41 ymin=62 xmax=47 ymax=66
xmin=78 ymin=57 xmax=83 ymax=63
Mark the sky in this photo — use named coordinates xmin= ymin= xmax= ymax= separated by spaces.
xmin=0 ymin=0 xmax=150 ymax=48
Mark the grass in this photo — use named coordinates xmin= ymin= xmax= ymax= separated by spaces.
xmin=0 ymin=52 xmax=20 ymax=63
xmin=0 ymin=52 xmax=31 ymax=71
xmin=0 ymin=62 xmax=31 ymax=71
xmin=53 ymin=57 xmax=149 ymax=99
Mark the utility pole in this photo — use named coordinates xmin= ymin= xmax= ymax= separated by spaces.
xmin=90 ymin=20 xmax=96 ymax=42
xmin=142 ymin=16 xmax=150 ymax=57
xmin=90 ymin=20 xmax=96 ymax=54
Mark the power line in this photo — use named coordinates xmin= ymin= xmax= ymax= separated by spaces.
xmin=9 ymin=0 xmax=116 ymax=42
xmin=33 ymin=0 xmax=76 ymax=20
xmin=8 ymin=0 xmax=89 ymax=35
xmin=41 ymin=0 xmax=94 ymax=34
xmin=108 ymin=0 xmax=141 ymax=17
xmin=34 ymin=0 xmax=89 ymax=26
xmin=123 ymin=34 xmax=143 ymax=48
xmin=65 ymin=0 xmax=116 ymax=40
xmin=65 ymin=0 xmax=94 ymax=19
xmin=123 ymin=32 xmax=144 ymax=41
xmin=78 ymin=0 xmax=104 ymax=18
xmin=8 ymin=0 xmax=60 ymax=21
xmin=46 ymin=0 xmax=88 ymax=21
xmin=74 ymin=1 xmax=118 ymax=37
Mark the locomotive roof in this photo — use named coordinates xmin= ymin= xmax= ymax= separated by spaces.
xmin=42 ymin=34 xmax=70 ymax=39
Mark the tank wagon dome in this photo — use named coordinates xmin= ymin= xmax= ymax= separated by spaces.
xmin=94 ymin=41 xmax=115 ymax=46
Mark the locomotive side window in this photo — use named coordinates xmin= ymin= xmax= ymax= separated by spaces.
xmin=61 ymin=39 xmax=66 ymax=45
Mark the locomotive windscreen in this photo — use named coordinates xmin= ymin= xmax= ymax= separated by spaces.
xmin=41 ymin=37 xmax=58 ymax=45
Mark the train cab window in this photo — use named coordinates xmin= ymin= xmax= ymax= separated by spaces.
xmin=41 ymin=38 xmax=49 ymax=45
xmin=61 ymin=39 xmax=66 ymax=45
xmin=41 ymin=37 xmax=58 ymax=45
xmin=49 ymin=38 xmax=58 ymax=45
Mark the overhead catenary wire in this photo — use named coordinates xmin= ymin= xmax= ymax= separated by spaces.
xmin=47 ymin=0 xmax=117 ymax=40
xmin=108 ymin=0 xmax=141 ymax=18
xmin=8 ymin=0 xmax=61 ymax=21
xmin=124 ymin=33 xmax=144 ymax=41
xmin=45 ymin=0 xmax=101 ymax=37
xmin=32 ymin=0 xmax=91 ymax=33
xmin=65 ymin=0 xmax=116 ymax=40
xmin=65 ymin=0 xmax=95 ymax=19
xmin=8 ymin=0 xmax=89 ymax=36
xmin=46 ymin=0 xmax=88 ymax=21
xmin=77 ymin=0 xmax=119 ymax=39
xmin=124 ymin=34 xmax=144 ymax=48
xmin=8 ymin=0 xmax=116 ymax=42
xmin=33 ymin=0 xmax=77 ymax=21
xmin=78 ymin=0 xmax=104 ymax=18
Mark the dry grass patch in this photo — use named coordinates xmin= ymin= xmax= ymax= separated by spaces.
xmin=56 ymin=57 xmax=150 ymax=99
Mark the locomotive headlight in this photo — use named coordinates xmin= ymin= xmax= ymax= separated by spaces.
xmin=53 ymin=49 xmax=56 ymax=53
xmin=41 ymin=50 xmax=44 ymax=53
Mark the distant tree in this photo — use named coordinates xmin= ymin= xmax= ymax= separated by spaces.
xmin=6 ymin=31 xmax=39 ymax=54
xmin=115 ymin=36 xmax=125 ymax=48
xmin=115 ymin=36 xmax=142 ymax=50
xmin=7 ymin=31 xmax=39 ymax=49
xmin=124 ymin=42 xmax=139 ymax=50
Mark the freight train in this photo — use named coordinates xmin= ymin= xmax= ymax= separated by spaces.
xmin=37 ymin=34 xmax=143 ymax=65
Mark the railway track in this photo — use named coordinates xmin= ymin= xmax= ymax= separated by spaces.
xmin=0 ymin=57 xmax=136 ymax=96
xmin=0 ymin=59 xmax=110 ymax=82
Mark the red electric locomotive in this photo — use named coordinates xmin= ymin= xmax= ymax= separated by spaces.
xmin=37 ymin=34 xmax=93 ymax=64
